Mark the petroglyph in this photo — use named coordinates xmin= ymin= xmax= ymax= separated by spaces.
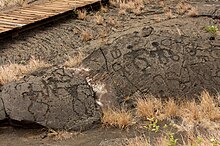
xmin=82 ymin=26 xmax=220 ymax=101
xmin=0 ymin=67 xmax=101 ymax=130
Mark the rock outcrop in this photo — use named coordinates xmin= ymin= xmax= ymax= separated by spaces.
xmin=82 ymin=25 xmax=220 ymax=105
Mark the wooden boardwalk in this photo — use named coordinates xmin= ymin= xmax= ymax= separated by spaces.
xmin=0 ymin=0 xmax=102 ymax=37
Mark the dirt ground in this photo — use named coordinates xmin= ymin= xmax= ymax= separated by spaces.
xmin=0 ymin=126 xmax=138 ymax=146
xmin=0 ymin=0 xmax=220 ymax=145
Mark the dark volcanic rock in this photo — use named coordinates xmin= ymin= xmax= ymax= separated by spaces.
xmin=82 ymin=26 xmax=220 ymax=104
xmin=1 ymin=67 xmax=101 ymax=130
xmin=0 ymin=98 xmax=6 ymax=120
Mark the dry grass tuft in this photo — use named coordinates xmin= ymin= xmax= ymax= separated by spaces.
xmin=176 ymin=2 xmax=190 ymax=15
xmin=0 ymin=57 xmax=50 ymax=85
xmin=100 ymin=5 xmax=108 ymax=13
xmin=77 ymin=9 xmax=87 ymax=20
xmin=47 ymin=129 xmax=78 ymax=140
xmin=165 ymin=9 xmax=174 ymax=19
xmin=102 ymin=108 xmax=133 ymax=129
xmin=95 ymin=14 xmax=104 ymax=25
xmin=164 ymin=98 xmax=178 ymax=118
xmin=136 ymin=91 xmax=220 ymax=130
xmin=144 ymin=0 xmax=151 ymax=4
xmin=119 ymin=8 xmax=126 ymax=15
xmin=132 ymin=7 xmax=142 ymax=15
xmin=158 ymin=0 xmax=165 ymax=7
xmin=110 ymin=0 xmax=144 ymax=15
xmin=136 ymin=96 xmax=163 ymax=119
xmin=154 ymin=16 xmax=161 ymax=23
xmin=178 ymin=91 xmax=220 ymax=130
xmin=185 ymin=130 xmax=220 ymax=146
xmin=179 ymin=91 xmax=220 ymax=123
xmin=179 ymin=100 xmax=200 ymax=122
xmin=99 ymin=29 xmax=108 ymax=38
xmin=187 ymin=7 xmax=198 ymax=17
xmin=108 ymin=17 xmax=117 ymax=27
xmin=199 ymin=91 xmax=220 ymax=121
xmin=64 ymin=52 xmax=84 ymax=68
xmin=81 ymin=30 xmax=92 ymax=41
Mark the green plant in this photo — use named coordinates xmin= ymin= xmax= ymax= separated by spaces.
xmin=168 ymin=133 xmax=178 ymax=146
xmin=210 ymin=138 xmax=220 ymax=146
xmin=196 ymin=136 xmax=203 ymax=144
xmin=163 ymin=124 xmax=168 ymax=129
xmin=205 ymin=25 xmax=218 ymax=34
xmin=143 ymin=117 xmax=160 ymax=133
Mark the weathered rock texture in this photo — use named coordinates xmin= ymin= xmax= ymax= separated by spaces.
xmin=0 ymin=98 xmax=6 ymax=120
xmin=82 ymin=25 xmax=220 ymax=104
xmin=0 ymin=67 xmax=101 ymax=130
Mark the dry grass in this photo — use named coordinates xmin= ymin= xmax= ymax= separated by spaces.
xmin=158 ymin=0 xmax=165 ymax=7
xmin=101 ymin=92 xmax=219 ymax=145
xmin=124 ymin=131 xmax=220 ymax=146
xmin=199 ymin=91 xmax=220 ymax=121
xmin=185 ymin=130 xmax=220 ymax=146
xmin=179 ymin=91 xmax=220 ymax=126
xmin=108 ymin=17 xmax=117 ymax=27
xmin=136 ymin=96 xmax=163 ymax=119
xmin=0 ymin=57 xmax=50 ymax=85
xmin=100 ymin=5 xmax=108 ymax=13
xmin=179 ymin=100 xmax=200 ymax=122
xmin=154 ymin=16 xmax=161 ymax=23
xmin=187 ymin=7 xmax=198 ymax=17
xmin=165 ymin=9 xmax=174 ymax=19
xmin=77 ymin=9 xmax=87 ymax=20
xmin=176 ymin=2 xmax=190 ymax=15
xmin=102 ymin=108 xmax=133 ymax=129
xmin=99 ymin=28 xmax=108 ymax=38
xmin=46 ymin=129 xmax=78 ymax=140
xmin=119 ymin=8 xmax=126 ymax=15
xmin=164 ymin=98 xmax=178 ymax=118
xmin=136 ymin=91 xmax=220 ymax=130
xmin=110 ymin=0 xmax=144 ymax=15
xmin=81 ymin=30 xmax=92 ymax=41
xmin=95 ymin=14 xmax=104 ymax=25
xmin=132 ymin=7 xmax=141 ymax=15
xmin=64 ymin=52 xmax=84 ymax=68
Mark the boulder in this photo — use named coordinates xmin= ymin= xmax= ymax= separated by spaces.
xmin=1 ymin=67 xmax=101 ymax=130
